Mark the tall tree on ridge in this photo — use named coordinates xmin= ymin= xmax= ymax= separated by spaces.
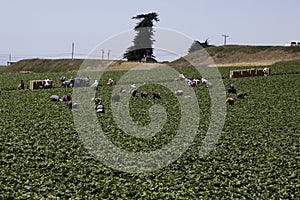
xmin=188 ymin=39 xmax=213 ymax=54
xmin=124 ymin=12 xmax=159 ymax=62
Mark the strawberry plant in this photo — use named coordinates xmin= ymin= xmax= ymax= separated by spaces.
xmin=0 ymin=64 xmax=299 ymax=199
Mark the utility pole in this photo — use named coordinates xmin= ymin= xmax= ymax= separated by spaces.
xmin=101 ymin=49 xmax=104 ymax=60
xmin=7 ymin=53 xmax=12 ymax=66
xmin=107 ymin=50 xmax=111 ymax=60
xmin=222 ymin=34 xmax=229 ymax=46
xmin=71 ymin=42 xmax=75 ymax=60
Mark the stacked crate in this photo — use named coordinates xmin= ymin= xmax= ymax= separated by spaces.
xmin=257 ymin=69 xmax=264 ymax=76
xmin=230 ymin=70 xmax=240 ymax=78
xmin=30 ymin=80 xmax=53 ymax=90
xmin=230 ymin=68 xmax=270 ymax=78
xmin=250 ymin=68 xmax=257 ymax=76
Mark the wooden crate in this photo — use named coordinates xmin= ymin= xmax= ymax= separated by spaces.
xmin=241 ymin=70 xmax=249 ymax=77
xmin=230 ymin=68 xmax=270 ymax=78
xmin=250 ymin=68 xmax=257 ymax=76
xmin=30 ymin=80 xmax=53 ymax=90
xmin=230 ymin=70 xmax=241 ymax=78
xmin=257 ymin=69 xmax=264 ymax=76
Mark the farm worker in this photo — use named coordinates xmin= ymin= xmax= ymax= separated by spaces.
xmin=175 ymin=90 xmax=183 ymax=96
xmin=130 ymin=88 xmax=138 ymax=97
xmin=50 ymin=95 xmax=60 ymax=101
xmin=75 ymin=76 xmax=81 ymax=87
xmin=205 ymin=81 xmax=213 ymax=89
xmin=61 ymin=94 xmax=71 ymax=102
xmin=95 ymin=100 xmax=105 ymax=113
xmin=18 ymin=80 xmax=25 ymax=90
xmin=60 ymin=76 xmax=66 ymax=82
xmin=129 ymin=84 xmax=136 ymax=91
xmin=228 ymin=84 xmax=236 ymax=94
xmin=107 ymin=78 xmax=114 ymax=85
xmin=178 ymin=72 xmax=185 ymax=80
xmin=225 ymin=97 xmax=234 ymax=105
xmin=120 ymin=87 xmax=126 ymax=93
xmin=60 ymin=76 xmax=66 ymax=87
xmin=263 ymin=67 xmax=269 ymax=75
xmin=190 ymin=81 xmax=196 ymax=87
xmin=60 ymin=76 xmax=70 ymax=88
xmin=185 ymin=78 xmax=192 ymax=86
xmin=92 ymin=97 xmax=102 ymax=104
xmin=193 ymin=79 xmax=200 ymax=85
xmin=63 ymin=80 xmax=71 ymax=88
xmin=67 ymin=101 xmax=78 ymax=109
xmin=201 ymin=78 xmax=208 ymax=84
xmin=152 ymin=92 xmax=161 ymax=99
xmin=237 ymin=92 xmax=247 ymax=99
xmin=141 ymin=91 xmax=149 ymax=98
xmin=91 ymin=80 xmax=99 ymax=91
xmin=85 ymin=76 xmax=90 ymax=86
xmin=44 ymin=76 xmax=50 ymax=88
xmin=129 ymin=84 xmax=137 ymax=96
xmin=69 ymin=76 xmax=74 ymax=87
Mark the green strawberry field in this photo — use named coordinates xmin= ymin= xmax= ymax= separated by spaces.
xmin=0 ymin=64 xmax=299 ymax=199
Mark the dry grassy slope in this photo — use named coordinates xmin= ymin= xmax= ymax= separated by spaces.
xmin=210 ymin=46 xmax=300 ymax=66
xmin=171 ymin=45 xmax=300 ymax=67
xmin=2 ymin=58 xmax=170 ymax=74
xmin=2 ymin=45 xmax=300 ymax=73
xmin=3 ymin=58 xmax=84 ymax=73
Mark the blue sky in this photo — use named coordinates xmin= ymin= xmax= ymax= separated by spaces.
xmin=1 ymin=0 xmax=299 ymax=64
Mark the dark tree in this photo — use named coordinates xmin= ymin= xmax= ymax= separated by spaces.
xmin=124 ymin=12 xmax=159 ymax=62
xmin=188 ymin=39 xmax=213 ymax=53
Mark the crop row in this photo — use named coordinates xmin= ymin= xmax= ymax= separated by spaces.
xmin=0 ymin=64 xmax=299 ymax=199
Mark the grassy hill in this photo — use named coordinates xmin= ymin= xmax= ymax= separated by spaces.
xmin=1 ymin=45 xmax=300 ymax=74
xmin=171 ymin=45 xmax=300 ymax=67
xmin=1 ymin=58 xmax=84 ymax=74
